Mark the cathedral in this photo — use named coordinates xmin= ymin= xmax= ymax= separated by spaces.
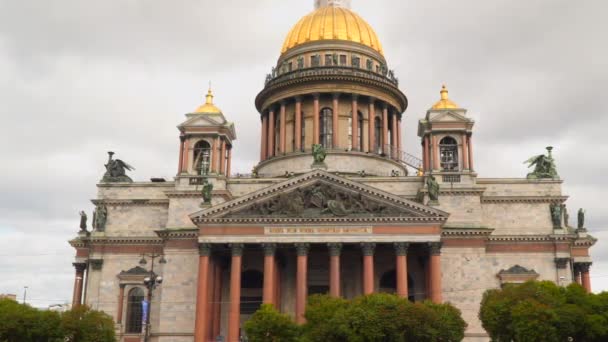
xmin=69 ymin=1 xmax=596 ymax=341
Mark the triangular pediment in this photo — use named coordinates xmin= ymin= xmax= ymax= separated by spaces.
xmin=429 ymin=110 xmax=470 ymax=123
xmin=179 ymin=114 xmax=228 ymax=127
xmin=190 ymin=170 xmax=448 ymax=224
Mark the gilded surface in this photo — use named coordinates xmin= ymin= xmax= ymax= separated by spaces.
xmin=431 ymin=85 xmax=459 ymax=110
xmin=281 ymin=7 xmax=383 ymax=55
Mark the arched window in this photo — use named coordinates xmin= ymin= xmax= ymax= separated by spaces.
xmin=319 ymin=108 xmax=333 ymax=148
xmin=241 ymin=270 xmax=263 ymax=315
xmin=126 ymin=287 xmax=144 ymax=333
xmin=374 ymin=117 xmax=382 ymax=154
xmin=440 ymin=137 xmax=459 ymax=171
xmin=193 ymin=140 xmax=211 ymax=176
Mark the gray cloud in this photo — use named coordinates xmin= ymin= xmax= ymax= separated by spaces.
xmin=1 ymin=0 xmax=607 ymax=305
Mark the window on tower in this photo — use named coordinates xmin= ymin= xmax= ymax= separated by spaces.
xmin=319 ymin=107 xmax=333 ymax=148
xmin=193 ymin=140 xmax=211 ymax=175
xmin=440 ymin=136 xmax=459 ymax=171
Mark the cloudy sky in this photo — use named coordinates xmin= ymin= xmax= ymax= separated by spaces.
xmin=0 ymin=0 xmax=606 ymax=307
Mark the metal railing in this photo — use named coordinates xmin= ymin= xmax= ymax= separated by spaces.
xmin=383 ymin=144 xmax=423 ymax=172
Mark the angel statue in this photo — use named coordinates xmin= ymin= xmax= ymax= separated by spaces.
xmin=102 ymin=151 xmax=135 ymax=183
xmin=578 ymin=208 xmax=586 ymax=230
xmin=524 ymin=146 xmax=559 ymax=179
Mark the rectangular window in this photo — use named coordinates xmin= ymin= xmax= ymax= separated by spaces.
xmin=287 ymin=62 xmax=292 ymax=72
xmin=325 ymin=54 xmax=332 ymax=66
xmin=340 ymin=54 xmax=347 ymax=65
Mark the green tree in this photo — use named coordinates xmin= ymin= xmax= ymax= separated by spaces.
xmin=300 ymin=294 xmax=350 ymax=341
xmin=243 ymin=304 xmax=299 ymax=342
xmin=61 ymin=305 xmax=116 ymax=342
xmin=0 ymin=298 xmax=63 ymax=342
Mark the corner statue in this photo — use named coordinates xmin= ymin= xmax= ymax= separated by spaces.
xmin=426 ymin=175 xmax=440 ymax=204
xmin=524 ymin=146 xmax=559 ymax=179
xmin=102 ymin=151 xmax=135 ymax=183
xmin=311 ymin=144 xmax=327 ymax=169
xmin=201 ymin=179 xmax=213 ymax=204
xmin=578 ymin=209 xmax=586 ymax=230
xmin=79 ymin=211 xmax=87 ymax=232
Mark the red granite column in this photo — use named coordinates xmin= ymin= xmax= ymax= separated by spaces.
xmin=261 ymin=114 xmax=268 ymax=161
xmin=178 ymin=134 xmax=185 ymax=174
xmin=580 ymin=262 xmax=592 ymax=293
xmin=462 ymin=133 xmax=469 ymax=170
xmin=206 ymin=258 xmax=215 ymax=341
xmin=268 ymin=108 xmax=275 ymax=157
xmin=194 ymin=243 xmax=212 ymax=341
xmin=210 ymin=137 xmax=218 ymax=173
xmin=391 ymin=112 xmax=398 ymax=159
xmin=219 ymin=139 xmax=226 ymax=175
xmin=433 ymin=135 xmax=440 ymax=170
xmin=295 ymin=243 xmax=310 ymax=324
xmin=182 ymin=138 xmax=191 ymax=174
xmin=352 ymin=95 xmax=359 ymax=151
xmin=332 ymin=93 xmax=340 ymax=148
xmin=72 ymin=263 xmax=86 ymax=307
xmin=212 ymin=258 xmax=223 ymax=340
xmin=382 ymin=105 xmax=389 ymax=155
xmin=394 ymin=243 xmax=409 ymax=298
xmin=116 ymin=284 xmax=126 ymax=324
xmin=328 ymin=243 xmax=342 ymax=297
xmin=361 ymin=243 xmax=376 ymax=295
xmin=313 ymin=94 xmax=320 ymax=145
xmin=468 ymin=135 xmax=474 ymax=171
xmin=428 ymin=242 xmax=443 ymax=303
xmin=280 ymin=101 xmax=287 ymax=154
xmin=263 ymin=244 xmax=276 ymax=305
xmin=228 ymin=244 xmax=244 ymax=342
xmin=423 ymin=136 xmax=429 ymax=171
xmin=368 ymin=99 xmax=375 ymax=153
xmin=397 ymin=117 xmax=403 ymax=154
xmin=274 ymin=258 xmax=281 ymax=308
xmin=226 ymin=147 xmax=232 ymax=178
xmin=295 ymin=97 xmax=302 ymax=151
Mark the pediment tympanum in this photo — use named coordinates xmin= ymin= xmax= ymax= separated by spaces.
xmin=190 ymin=170 xmax=448 ymax=224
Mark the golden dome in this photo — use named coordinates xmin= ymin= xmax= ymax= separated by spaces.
xmin=431 ymin=85 xmax=459 ymax=110
xmin=281 ymin=6 xmax=384 ymax=56
xmin=194 ymin=88 xmax=222 ymax=114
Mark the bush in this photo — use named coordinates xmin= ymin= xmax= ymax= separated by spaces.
xmin=243 ymin=304 xmax=299 ymax=342
xmin=479 ymin=281 xmax=608 ymax=342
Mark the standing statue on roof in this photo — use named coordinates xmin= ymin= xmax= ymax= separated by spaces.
xmin=524 ymin=146 xmax=559 ymax=179
xmin=102 ymin=151 xmax=135 ymax=183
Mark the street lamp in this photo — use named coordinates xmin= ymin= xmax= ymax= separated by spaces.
xmin=23 ymin=286 xmax=28 ymax=305
xmin=138 ymin=253 xmax=167 ymax=342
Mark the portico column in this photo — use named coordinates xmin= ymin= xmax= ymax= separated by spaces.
xmin=332 ymin=93 xmax=340 ymax=148
xmin=295 ymin=97 xmax=302 ymax=151
xmin=368 ymin=99 xmax=375 ymax=153
xmin=71 ymin=262 xmax=86 ymax=307
xmin=194 ymin=243 xmax=212 ymax=341
xmin=382 ymin=105 xmax=389 ymax=155
xmin=428 ymin=242 xmax=443 ymax=303
xmin=212 ymin=258 xmax=223 ymax=340
xmin=579 ymin=262 xmax=592 ymax=293
xmin=211 ymin=137 xmax=219 ymax=173
xmin=352 ymin=95 xmax=359 ymax=151
xmin=116 ymin=284 xmax=126 ymax=325
xmin=462 ymin=133 xmax=470 ymax=170
xmin=219 ymin=139 xmax=226 ymax=175
xmin=227 ymin=244 xmax=244 ymax=342
xmin=280 ymin=101 xmax=287 ymax=154
xmin=295 ymin=243 xmax=310 ymax=324
xmin=328 ymin=243 xmax=342 ymax=297
xmin=361 ymin=243 xmax=376 ymax=295
xmin=268 ymin=108 xmax=276 ymax=158
xmin=313 ymin=94 xmax=320 ymax=145
xmin=261 ymin=114 xmax=268 ymax=161
xmin=263 ymin=243 xmax=276 ymax=305
xmin=178 ymin=134 xmax=185 ymax=174
xmin=394 ymin=243 xmax=409 ymax=298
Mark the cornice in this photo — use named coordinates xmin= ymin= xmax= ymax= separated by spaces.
xmin=573 ymin=236 xmax=597 ymax=247
xmin=97 ymin=182 xmax=174 ymax=188
xmin=91 ymin=199 xmax=169 ymax=206
xmin=488 ymin=234 xmax=576 ymax=243
xmin=419 ymin=187 xmax=485 ymax=196
xmin=165 ymin=189 xmax=233 ymax=201
xmin=86 ymin=237 xmax=164 ymax=246
xmin=481 ymin=196 xmax=568 ymax=204
xmin=477 ymin=178 xmax=563 ymax=185
xmin=198 ymin=216 xmax=447 ymax=224
xmin=442 ymin=228 xmax=494 ymax=237
xmin=155 ymin=229 xmax=198 ymax=240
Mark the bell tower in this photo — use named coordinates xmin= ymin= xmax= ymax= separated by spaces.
xmin=418 ymin=85 xmax=475 ymax=182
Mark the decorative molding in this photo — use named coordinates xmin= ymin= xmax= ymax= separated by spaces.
xmin=155 ymin=229 xmax=198 ymax=240
xmin=442 ymin=228 xmax=494 ymax=237
xmin=481 ymin=196 xmax=568 ymax=204
xmin=497 ymin=265 xmax=539 ymax=284
xmin=554 ymin=257 xmax=570 ymax=269
xmin=230 ymin=243 xmax=244 ymax=256
xmin=427 ymin=242 xmax=442 ymax=255
xmin=91 ymin=199 xmax=169 ymax=207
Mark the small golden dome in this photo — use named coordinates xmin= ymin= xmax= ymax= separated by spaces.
xmin=194 ymin=88 xmax=222 ymax=114
xmin=281 ymin=6 xmax=383 ymax=56
xmin=431 ymin=85 xmax=459 ymax=110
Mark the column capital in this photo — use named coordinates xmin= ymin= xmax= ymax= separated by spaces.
xmin=179 ymin=134 xmax=186 ymax=142
xmin=119 ymin=283 xmax=127 ymax=289
xmin=230 ymin=243 xmax=245 ymax=256
xmin=369 ymin=96 xmax=376 ymax=104
xmin=295 ymin=243 xmax=310 ymax=256
xmin=198 ymin=243 xmax=213 ymax=256
xmin=327 ymin=243 xmax=342 ymax=256
xmin=72 ymin=262 xmax=87 ymax=273
xmin=262 ymin=243 xmax=277 ymax=256
xmin=381 ymin=102 xmax=388 ymax=110
xmin=295 ymin=95 xmax=303 ymax=103
xmin=332 ymin=92 xmax=341 ymax=100
xmin=351 ymin=94 xmax=359 ymax=100
xmin=361 ymin=242 xmax=376 ymax=256
xmin=575 ymin=262 xmax=592 ymax=273
xmin=312 ymin=93 xmax=321 ymax=100
xmin=427 ymin=242 xmax=442 ymax=255
xmin=394 ymin=242 xmax=410 ymax=256
xmin=280 ymin=99 xmax=287 ymax=106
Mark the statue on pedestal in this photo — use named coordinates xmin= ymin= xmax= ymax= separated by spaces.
xmin=578 ymin=209 xmax=586 ymax=230
xmin=79 ymin=211 xmax=88 ymax=232
xmin=524 ymin=146 xmax=559 ymax=179
xmin=426 ymin=175 xmax=440 ymax=205
xmin=201 ymin=179 xmax=213 ymax=204
xmin=102 ymin=152 xmax=134 ymax=183
xmin=92 ymin=205 xmax=107 ymax=232
xmin=311 ymin=144 xmax=327 ymax=169
xmin=550 ymin=204 xmax=562 ymax=228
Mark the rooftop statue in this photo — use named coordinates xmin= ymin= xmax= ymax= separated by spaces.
xmin=201 ymin=178 xmax=214 ymax=204
xmin=92 ymin=204 xmax=107 ymax=232
xmin=524 ymin=146 xmax=559 ymax=179
xmin=578 ymin=208 xmax=586 ymax=230
xmin=426 ymin=175 xmax=440 ymax=204
xmin=79 ymin=211 xmax=87 ymax=232
xmin=102 ymin=151 xmax=135 ymax=183
xmin=312 ymin=144 xmax=327 ymax=168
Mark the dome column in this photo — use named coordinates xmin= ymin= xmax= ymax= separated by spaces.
xmin=295 ymin=97 xmax=303 ymax=151
xmin=332 ymin=93 xmax=340 ymax=148
xmin=313 ymin=94 xmax=320 ymax=145
xmin=468 ymin=136 xmax=475 ymax=171
xmin=382 ymin=104 xmax=389 ymax=156
xmin=391 ymin=111 xmax=398 ymax=159
xmin=462 ymin=133 xmax=470 ymax=170
xmin=368 ymin=99 xmax=375 ymax=153
xmin=351 ymin=95 xmax=359 ymax=151
xmin=178 ymin=134 xmax=186 ymax=174
xmin=260 ymin=114 xmax=268 ymax=161
xmin=268 ymin=107 xmax=276 ymax=158
xmin=397 ymin=116 xmax=403 ymax=156
xmin=226 ymin=146 xmax=232 ymax=177
xmin=280 ymin=101 xmax=287 ymax=154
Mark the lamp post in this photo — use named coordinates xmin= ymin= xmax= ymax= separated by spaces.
xmin=23 ymin=286 xmax=28 ymax=305
xmin=138 ymin=253 xmax=166 ymax=342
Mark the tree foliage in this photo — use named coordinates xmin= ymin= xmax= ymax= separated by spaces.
xmin=0 ymin=299 xmax=115 ymax=342
xmin=245 ymin=294 xmax=466 ymax=342
xmin=479 ymin=281 xmax=608 ymax=342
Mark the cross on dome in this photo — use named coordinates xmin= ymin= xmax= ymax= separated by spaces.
xmin=315 ymin=0 xmax=351 ymax=9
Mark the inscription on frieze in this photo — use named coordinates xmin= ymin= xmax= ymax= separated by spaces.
xmin=265 ymin=226 xmax=372 ymax=235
